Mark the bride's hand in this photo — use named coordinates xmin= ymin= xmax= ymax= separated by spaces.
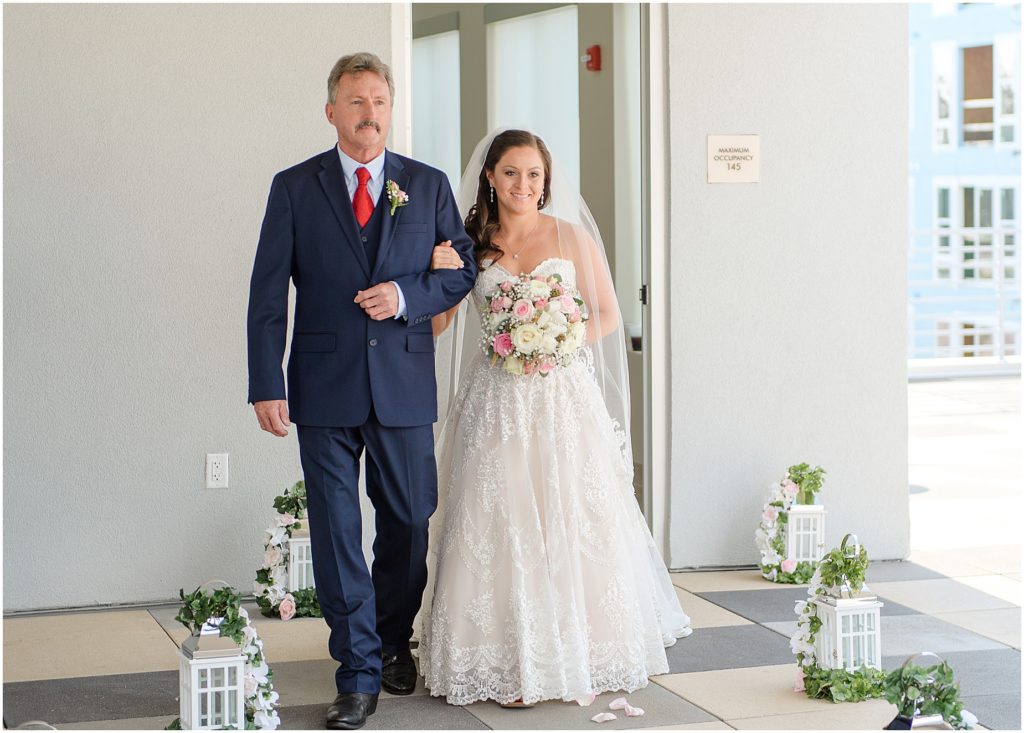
xmin=430 ymin=240 xmax=464 ymax=271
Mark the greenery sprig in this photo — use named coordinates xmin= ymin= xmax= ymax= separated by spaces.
xmin=788 ymin=462 xmax=826 ymax=505
xmin=883 ymin=661 xmax=976 ymax=729
xmin=803 ymin=665 xmax=887 ymax=703
xmin=817 ymin=541 xmax=869 ymax=595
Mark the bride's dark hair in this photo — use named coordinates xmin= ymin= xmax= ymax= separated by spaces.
xmin=464 ymin=130 xmax=552 ymax=264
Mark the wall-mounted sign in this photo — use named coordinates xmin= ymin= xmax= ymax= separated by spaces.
xmin=707 ymin=134 xmax=760 ymax=183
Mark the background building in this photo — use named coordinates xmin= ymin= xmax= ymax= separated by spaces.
xmin=908 ymin=2 xmax=1021 ymax=361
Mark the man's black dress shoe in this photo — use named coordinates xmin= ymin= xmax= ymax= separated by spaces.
xmin=326 ymin=691 xmax=378 ymax=730
xmin=381 ymin=652 xmax=418 ymax=695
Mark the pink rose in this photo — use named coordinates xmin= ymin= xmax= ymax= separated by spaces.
xmin=552 ymin=284 xmax=564 ymax=296
xmin=534 ymin=298 xmax=548 ymax=310
xmin=512 ymin=299 xmax=534 ymax=320
xmin=493 ymin=333 xmax=514 ymax=357
xmin=560 ymin=296 xmax=576 ymax=311
xmin=490 ymin=298 xmax=505 ymax=313
xmin=500 ymin=296 xmax=513 ymax=310
xmin=762 ymin=506 xmax=778 ymax=523
xmin=538 ymin=360 xmax=555 ymax=375
xmin=781 ymin=558 xmax=797 ymax=573
xmin=523 ymin=360 xmax=536 ymax=376
xmin=499 ymin=281 xmax=513 ymax=292
xmin=278 ymin=594 xmax=296 ymax=621
xmin=782 ymin=479 xmax=799 ymax=497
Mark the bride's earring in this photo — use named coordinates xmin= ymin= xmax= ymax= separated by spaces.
xmin=489 ymin=186 xmax=495 ymax=203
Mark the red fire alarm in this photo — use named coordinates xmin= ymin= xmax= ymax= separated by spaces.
xmin=582 ymin=44 xmax=601 ymax=72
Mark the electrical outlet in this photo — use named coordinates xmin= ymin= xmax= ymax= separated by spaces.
xmin=206 ymin=453 xmax=229 ymax=489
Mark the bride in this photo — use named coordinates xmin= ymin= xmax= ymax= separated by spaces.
xmin=417 ymin=129 xmax=691 ymax=707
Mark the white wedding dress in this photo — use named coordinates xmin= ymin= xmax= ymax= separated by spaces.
xmin=419 ymin=258 xmax=691 ymax=706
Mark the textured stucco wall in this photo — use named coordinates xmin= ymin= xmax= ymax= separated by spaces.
xmin=664 ymin=4 xmax=910 ymax=567
xmin=3 ymin=3 xmax=397 ymax=611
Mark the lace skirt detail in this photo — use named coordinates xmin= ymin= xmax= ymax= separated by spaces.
xmin=418 ymin=355 xmax=691 ymax=706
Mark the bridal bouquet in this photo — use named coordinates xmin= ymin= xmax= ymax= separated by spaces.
xmin=480 ymin=272 xmax=588 ymax=376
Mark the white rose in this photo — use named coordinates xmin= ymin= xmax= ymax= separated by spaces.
xmin=529 ymin=280 xmax=550 ymax=298
xmin=266 ymin=584 xmax=286 ymax=605
xmin=536 ymin=311 xmax=551 ymax=328
xmin=254 ymin=710 xmax=280 ymax=731
xmin=249 ymin=658 xmax=270 ymax=684
xmin=512 ymin=323 xmax=542 ymax=354
xmin=490 ymin=312 xmax=510 ymax=329
xmin=276 ymin=513 xmax=295 ymax=527
xmin=263 ymin=546 xmax=282 ymax=568
xmin=503 ymin=355 xmax=524 ymax=375
xmin=547 ymin=299 xmax=563 ymax=312
xmin=266 ymin=526 xmax=287 ymax=546
xmin=959 ymin=710 xmax=978 ymax=729
xmin=540 ymin=334 xmax=559 ymax=354
xmin=244 ymin=672 xmax=258 ymax=696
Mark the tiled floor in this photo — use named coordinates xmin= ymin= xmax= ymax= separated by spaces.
xmin=4 ymin=557 xmax=1019 ymax=730
xmin=3 ymin=377 xmax=1020 ymax=730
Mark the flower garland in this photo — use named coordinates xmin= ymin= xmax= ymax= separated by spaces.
xmin=253 ymin=481 xmax=321 ymax=620
xmin=790 ymin=542 xmax=886 ymax=704
xmin=754 ymin=463 xmax=826 ymax=583
xmin=166 ymin=586 xmax=280 ymax=730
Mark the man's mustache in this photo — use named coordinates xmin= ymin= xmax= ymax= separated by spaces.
xmin=357 ymin=120 xmax=381 ymax=132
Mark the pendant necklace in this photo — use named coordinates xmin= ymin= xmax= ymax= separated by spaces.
xmin=507 ymin=216 xmax=542 ymax=260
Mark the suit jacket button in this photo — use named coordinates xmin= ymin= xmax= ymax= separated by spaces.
xmin=369 ymin=338 xmax=378 ymax=347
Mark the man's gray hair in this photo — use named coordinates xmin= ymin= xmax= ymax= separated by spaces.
xmin=327 ymin=52 xmax=395 ymax=105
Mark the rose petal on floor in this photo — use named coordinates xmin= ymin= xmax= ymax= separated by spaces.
xmin=591 ymin=712 xmax=617 ymax=723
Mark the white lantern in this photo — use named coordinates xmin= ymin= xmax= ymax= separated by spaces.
xmin=812 ymin=593 xmax=884 ymax=671
xmin=785 ymin=504 xmax=826 ymax=564
xmin=287 ymin=523 xmax=315 ymax=591
xmin=178 ymin=619 xmax=246 ymax=730
xmin=812 ymin=534 xmax=883 ymax=671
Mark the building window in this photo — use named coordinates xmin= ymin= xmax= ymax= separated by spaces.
xmin=936 ymin=186 xmax=952 ymax=279
xmin=933 ymin=42 xmax=956 ymax=150
xmin=962 ymin=45 xmax=994 ymax=145
xmin=995 ymin=34 xmax=1020 ymax=148
xmin=412 ymin=30 xmax=462 ymax=191
xmin=936 ymin=318 xmax=1018 ymax=357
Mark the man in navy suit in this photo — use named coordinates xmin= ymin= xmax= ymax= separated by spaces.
xmin=247 ymin=52 xmax=476 ymax=730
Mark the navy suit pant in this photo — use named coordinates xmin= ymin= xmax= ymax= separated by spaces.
xmin=297 ymin=411 xmax=437 ymax=694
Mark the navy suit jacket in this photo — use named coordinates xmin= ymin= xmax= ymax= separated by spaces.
xmin=247 ymin=148 xmax=477 ymax=427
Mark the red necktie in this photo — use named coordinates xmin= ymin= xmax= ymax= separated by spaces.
xmin=353 ymin=167 xmax=373 ymax=228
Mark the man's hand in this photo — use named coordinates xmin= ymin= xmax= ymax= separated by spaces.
xmin=254 ymin=400 xmax=291 ymax=437
xmin=354 ymin=282 xmax=399 ymax=320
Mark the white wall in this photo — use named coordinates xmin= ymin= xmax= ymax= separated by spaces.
xmin=3 ymin=3 xmax=399 ymax=611
xmin=664 ymin=4 xmax=910 ymax=567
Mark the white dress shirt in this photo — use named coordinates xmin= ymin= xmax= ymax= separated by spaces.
xmin=336 ymin=145 xmax=407 ymax=319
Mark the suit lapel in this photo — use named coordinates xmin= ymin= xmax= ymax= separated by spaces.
xmin=371 ymin=152 xmax=408 ymax=280
xmin=317 ymin=149 xmax=371 ymax=279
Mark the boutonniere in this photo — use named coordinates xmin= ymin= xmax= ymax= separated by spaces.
xmin=386 ymin=179 xmax=409 ymax=216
